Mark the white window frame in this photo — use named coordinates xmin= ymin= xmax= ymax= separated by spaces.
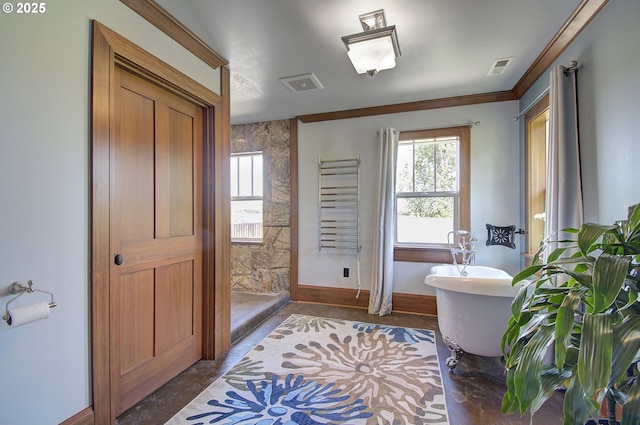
xmin=230 ymin=151 xmax=263 ymax=243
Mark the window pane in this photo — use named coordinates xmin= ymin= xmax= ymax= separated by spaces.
xmin=230 ymin=156 xmax=239 ymax=197
xmin=231 ymin=199 xmax=263 ymax=240
xmin=230 ymin=152 xmax=263 ymax=241
xmin=396 ymin=197 xmax=454 ymax=244
xmin=414 ymin=142 xmax=435 ymax=192
xmin=435 ymin=141 xmax=457 ymax=192
xmin=238 ymin=155 xmax=253 ymax=196
xmin=253 ymin=155 xmax=263 ymax=195
xmin=396 ymin=143 xmax=414 ymax=192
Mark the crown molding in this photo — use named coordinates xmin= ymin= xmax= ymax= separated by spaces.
xmin=512 ymin=0 xmax=608 ymax=98
xmin=297 ymin=91 xmax=517 ymax=123
xmin=120 ymin=0 xmax=228 ymax=69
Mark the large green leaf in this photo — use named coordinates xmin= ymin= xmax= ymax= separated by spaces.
xmin=563 ymin=372 xmax=593 ymax=425
xmin=565 ymin=346 xmax=580 ymax=368
xmin=626 ymin=203 xmax=640 ymax=236
xmin=555 ymin=289 xmax=582 ymax=370
xmin=578 ymin=313 xmax=614 ymax=400
xmin=621 ymin=377 xmax=640 ymax=425
xmin=547 ymin=246 xmax=569 ymax=263
xmin=513 ymin=326 xmax=554 ymax=414
xmin=578 ymin=223 xmax=616 ymax=255
xmin=501 ymin=317 xmax=523 ymax=358
xmin=593 ymin=253 xmax=631 ymax=313
xmin=535 ymin=285 xmax=572 ymax=296
xmin=620 ymin=288 xmax=639 ymax=311
xmin=513 ymin=265 xmax=544 ymax=285
xmin=515 ymin=312 xmax=554 ymax=343
xmin=504 ymin=337 xmax=528 ymax=369
xmin=502 ymin=312 xmax=534 ymax=357
xmin=501 ymin=367 xmax=519 ymax=414
xmin=548 ymin=257 xmax=591 ymax=267
xmin=563 ymin=269 xmax=594 ymax=289
xmin=511 ymin=285 xmax=529 ymax=319
xmin=531 ymin=364 xmax=573 ymax=413
xmin=610 ymin=316 xmax=640 ymax=387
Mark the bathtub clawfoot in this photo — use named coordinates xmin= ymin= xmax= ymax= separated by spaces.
xmin=444 ymin=336 xmax=464 ymax=372
xmin=426 ymin=265 xmax=519 ymax=365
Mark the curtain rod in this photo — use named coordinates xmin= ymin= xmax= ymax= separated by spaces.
xmin=514 ymin=60 xmax=579 ymax=121
xmin=564 ymin=60 xmax=579 ymax=75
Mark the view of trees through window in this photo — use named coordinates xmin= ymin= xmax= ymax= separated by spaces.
xmin=396 ymin=137 xmax=459 ymax=245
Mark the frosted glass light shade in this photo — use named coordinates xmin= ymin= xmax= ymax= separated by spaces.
xmin=342 ymin=25 xmax=400 ymax=76
xmin=347 ymin=36 xmax=397 ymax=74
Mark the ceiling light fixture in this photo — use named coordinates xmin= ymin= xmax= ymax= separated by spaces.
xmin=341 ymin=9 xmax=401 ymax=77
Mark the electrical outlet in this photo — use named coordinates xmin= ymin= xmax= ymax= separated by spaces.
xmin=343 ymin=268 xmax=349 ymax=278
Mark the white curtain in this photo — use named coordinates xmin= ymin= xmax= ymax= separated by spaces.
xmin=545 ymin=65 xmax=584 ymax=253
xmin=369 ymin=127 xmax=399 ymax=316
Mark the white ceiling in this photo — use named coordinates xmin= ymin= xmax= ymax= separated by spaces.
xmin=157 ymin=0 xmax=583 ymax=124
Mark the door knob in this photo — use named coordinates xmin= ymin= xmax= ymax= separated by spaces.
xmin=114 ymin=253 xmax=124 ymax=266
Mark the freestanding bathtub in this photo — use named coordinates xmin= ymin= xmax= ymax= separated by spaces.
xmin=424 ymin=264 xmax=520 ymax=371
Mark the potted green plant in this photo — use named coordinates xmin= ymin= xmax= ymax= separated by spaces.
xmin=501 ymin=203 xmax=640 ymax=425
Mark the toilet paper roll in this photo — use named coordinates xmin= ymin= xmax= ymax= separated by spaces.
xmin=7 ymin=301 xmax=50 ymax=327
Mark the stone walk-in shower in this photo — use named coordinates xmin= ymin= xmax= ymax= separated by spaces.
xmin=230 ymin=120 xmax=292 ymax=340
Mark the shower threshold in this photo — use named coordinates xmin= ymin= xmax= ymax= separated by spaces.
xmin=231 ymin=291 xmax=290 ymax=343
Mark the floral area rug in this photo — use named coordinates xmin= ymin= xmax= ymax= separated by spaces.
xmin=165 ymin=314 xmax=449 ymax=425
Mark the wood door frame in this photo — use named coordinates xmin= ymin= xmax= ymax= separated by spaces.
xmin=91 ymin=21 xmax=230 ymax=424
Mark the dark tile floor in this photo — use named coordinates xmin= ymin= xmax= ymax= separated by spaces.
xmin=116 ymin=302 xmax=564 ymax=425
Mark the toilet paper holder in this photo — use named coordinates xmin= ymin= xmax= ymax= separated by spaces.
xmin=2 ymin=280 xmax=57 ymax=324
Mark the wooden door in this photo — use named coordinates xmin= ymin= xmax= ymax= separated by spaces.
xmin=110 ymin=65 xmax=203 ymax=416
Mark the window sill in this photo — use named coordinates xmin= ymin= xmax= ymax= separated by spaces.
xmin=231 ymin=239 xmax=263 ymax=245
xmin=521 ymin=252 xmax=536 ymax=268
xmin=394 ymin=246 xmax=453 ymax=263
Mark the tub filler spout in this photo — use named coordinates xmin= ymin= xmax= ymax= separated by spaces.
xmin=425 ymin=264 xmax=520 ymax=372
xmin=447 ymin=230 xmax=476 ymax=276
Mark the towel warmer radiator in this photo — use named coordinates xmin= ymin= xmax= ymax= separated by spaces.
xmin=318 ymin=157 xmax=361 ymax=252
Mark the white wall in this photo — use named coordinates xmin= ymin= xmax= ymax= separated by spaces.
xmin=298 ymin=101 xmax=521 ymax=296
xmin=0 ymin=1 xmax=220 ymax=423
xmin=519 ymin=0 xmax=640 ymax=225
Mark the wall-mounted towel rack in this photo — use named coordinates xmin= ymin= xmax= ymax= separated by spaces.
xmin=318 ymin=157 xmax=361 ymax=252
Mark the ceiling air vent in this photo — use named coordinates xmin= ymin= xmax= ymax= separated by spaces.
xmin=279 ymin=73 xmax=324 ymax=93
xmin=487 ymin=57 xmax=513 ymax=76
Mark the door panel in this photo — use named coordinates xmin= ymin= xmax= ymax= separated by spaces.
xmin=111 ymin=65 xmax=203 ymax=416
xmin=119 ymin=270 xmax=155 ymax=374
xmin=116 ymin=88 xmax=155 ymax=242
xmin=156 ymin=106 xmax=195 ymax=238
xmin=156 ymin=261 xmax=194 ymax=353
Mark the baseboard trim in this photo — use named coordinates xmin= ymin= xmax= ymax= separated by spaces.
xmin=59 ymin=406 xmax=94 ymax=425
xmin=296 ymin=284 xmax=437 ymax=316
xmin=392 ymin=291 xmax=438 ymax=316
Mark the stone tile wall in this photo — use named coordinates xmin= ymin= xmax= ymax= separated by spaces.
xmin=230 ymin=120 xmax=290 ymax=294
